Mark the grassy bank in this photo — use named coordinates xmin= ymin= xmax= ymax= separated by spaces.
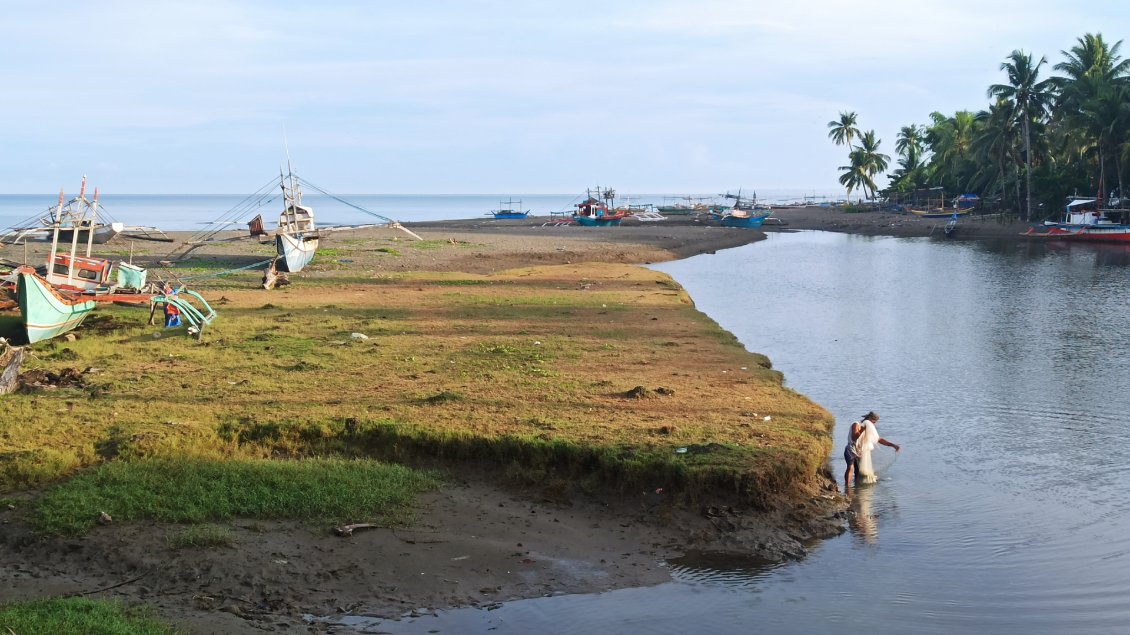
xmin=1 ymin=258 xmax=834 ymax=517
xmin=0 ymin=598 xmax=177 ymax=634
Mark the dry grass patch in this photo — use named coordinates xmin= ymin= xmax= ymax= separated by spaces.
xmin=1 ymin=261 xmax=832 ymax=507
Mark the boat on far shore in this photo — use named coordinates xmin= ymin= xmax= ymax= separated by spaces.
xmin=657 ymin=196 xmax=727 ymax=216
xmin=711 ymin=190 xmax=770 ymax=228
xmin=573 ymin=188 xmax=627 ymax=226
xmin=486 ymin=199 xmax=530 ymax=220
xmin=1024 ymin=197 xmax=1130 ymax=242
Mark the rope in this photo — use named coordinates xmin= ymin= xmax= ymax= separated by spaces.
xmin=178 ymin=258 xmax=274 ymax=281
xmin=296 ymin=176 xmax=397 ymax=224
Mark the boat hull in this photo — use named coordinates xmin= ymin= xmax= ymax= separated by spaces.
xmin=275 ymin=232 xmax=319 ymax=273
xmin=16 ymin=269 xmax=98 ymax=344
xmin=573 ymin=215 xmax=622 ymax=227
xmin=719 ymin=214 xmax=768 ymax=228
xmin=489 ymin=212 xmax=529 ymax=219
xmin=909 ymin=209 xmax=972 ymax=219
xmin=1026 ymin=224 xmax=1130 ymax=242
xmin=2 ymin=222 xmax=124 ymax=245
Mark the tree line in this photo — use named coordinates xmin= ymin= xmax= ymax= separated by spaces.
xmin=828 ymin=32 xmax=1130 ymax=221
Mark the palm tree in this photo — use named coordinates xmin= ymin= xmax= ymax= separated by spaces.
xmin=895 ymin=125 xmax=925 ymax=170
xmin=827 ymin=111 xmax=861 ymax=151
xmin=838 ymin=149 xmax=871 ymax=200
xmin=988 ymin=50 xmax=1053 ymax=221
xmin=1053 ymin=34 xmax=1130 ymax=205
xmin=858 ymin=130 xmax=890 ymax=199
xmin=925 ymin=111 xmax=978 ymax=193
xmin=973 ymin=101 xmax=1022 ymax=210
xmin=1054 ymin=33 xmax=1130 ymax=86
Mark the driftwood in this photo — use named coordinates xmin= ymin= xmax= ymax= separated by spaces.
xmin=0 ymin=339 xmax=25 ymax=395
xmin=333 ymin=523 xmax=380 ymax=537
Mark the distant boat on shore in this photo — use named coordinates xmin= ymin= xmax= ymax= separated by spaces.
xmin=0 ymin=178 xmax=172 ymax=245
xmin=656 ymin=196 xmax=727 ymax=216
xmin=573 ymin=188 xmax=627 ymax=226
xmin=168 ymin=162 xmax=421 ymax=289
xmin=486 ymin=199 xmax=529 ymax=219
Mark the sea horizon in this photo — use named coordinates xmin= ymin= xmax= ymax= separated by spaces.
xmin=0 ymin=190 xmax=846 ymax=232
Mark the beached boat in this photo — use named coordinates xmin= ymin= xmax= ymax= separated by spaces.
xmin=0 ymin=177 xmax=172 ymax=245
xmin=657 ymin=196 xmax=727 ymax=216
xmin=710 ymin=190 xmax=770 ymax=228
xmin=718 ymin=209 xmax=770 ymax=228
xmin=15 ymin=265 xmax=98 ymax=344
xmin=1023 ymin=198 xmax=1130 ymax=242
xmin=487 ymin=199 xmax=530 ymax=219
xmin=1 ymin=221 xmax=124 ymax=245
xmin=573 ymin=189 xmax=627 ymax=226
xmin=909 ymin=208 xmax=973 ymax=219
xmin=168 ymin=162 xmax=421 ymax=289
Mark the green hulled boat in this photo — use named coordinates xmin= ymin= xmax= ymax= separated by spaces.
xmin=16 ymin=266 xmax=97 ymax=344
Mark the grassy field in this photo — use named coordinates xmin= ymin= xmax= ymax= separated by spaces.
xmin=1 ymin=249 xmax=834 ymax=524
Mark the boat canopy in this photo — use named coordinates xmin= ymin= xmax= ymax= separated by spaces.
xmin=1067 ymin=198 xmax=1097 ymax=208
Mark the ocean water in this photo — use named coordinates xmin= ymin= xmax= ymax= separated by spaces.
xmin=0 ymin=189 xmax=841 ymax=233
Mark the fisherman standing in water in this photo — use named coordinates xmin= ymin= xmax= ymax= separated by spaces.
xmin=843 ymin=411 xmax=900 ymax=491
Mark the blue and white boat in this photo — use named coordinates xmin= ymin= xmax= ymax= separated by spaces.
xmin=487 ymin=199 xmax=530 ymax=220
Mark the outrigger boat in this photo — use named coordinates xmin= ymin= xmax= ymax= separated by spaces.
xmin=656 ymin=196 xmax=727 ymax=216
xmin=7 ymin=178 xmax=166 ymax=343
xmin=0 ymin=180 xmax=171 ymax=245
xmin=167 ymin=162 xmax=422 ymax=289
xmin=710 ymin=190 xmax=771 ymax=228
xmin=573 ymin=188 xmax=628 ymax=226
xmin=15 ymin=265 xmax=98 ymax=344
xmin=486 ymin=199 xmax=530 ymax=220
xmin=1023 ymin=197 xmax=1130 ymax=242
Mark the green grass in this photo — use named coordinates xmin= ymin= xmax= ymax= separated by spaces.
xmin=33 ymin=457 xmax=440 ymax=535
xmin=0 ymin=598 xmax=177 ymax=634
xmin=1 ymin=265 xmax=833 ymax=511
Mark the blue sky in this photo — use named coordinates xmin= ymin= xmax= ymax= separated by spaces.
xmin=0 ymin=0 xmax=1124 ymax=194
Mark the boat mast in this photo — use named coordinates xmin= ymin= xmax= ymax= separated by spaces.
xmin=86 ymin=187 xmax=99 ymax=258
xmin=47 ymin=188 xmax=64 ymax=272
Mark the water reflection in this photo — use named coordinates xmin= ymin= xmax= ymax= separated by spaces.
xmin=848 ymin=483 xmax=878 ymax=545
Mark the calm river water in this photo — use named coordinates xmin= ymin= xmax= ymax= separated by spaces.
xmin=368 ymin=231 xmax=1130 ymax=634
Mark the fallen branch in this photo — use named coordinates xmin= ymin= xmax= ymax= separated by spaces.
xmin=333 ymin=523 xmax=381 ymax=537
xmin=75 ymin=570 xmax=150 ymax=596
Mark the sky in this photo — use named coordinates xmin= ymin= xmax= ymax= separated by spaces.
xmin=0 ymin=0 xmax=1125 ymax=195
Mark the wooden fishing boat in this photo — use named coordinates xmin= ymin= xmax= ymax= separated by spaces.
xmin=15 ymin=265 xmax=97 ymax=344
xmin=486 ymin=199 xmax=530 ymax=219
xmin=1023 ymin=199 xmax=1130 ymax=242
xmin=573 ymin=190 xmax=627 ymax=226
xmin=909 ymin=208 xmax=972 ymax=218
xmin=718 ymin=210 xmax=770 ymax=228
xmin=167 ymin=161 xmax=421 ymax=289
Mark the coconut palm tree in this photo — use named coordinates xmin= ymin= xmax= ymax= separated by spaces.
xmin=895 ymin=124 xmax=926 ymax=169
xmin=988 ymin=50 xmax=1054 ymax=221
xmin=925 ymin=111 xmax=979 ymax=193
xmin=827 ymin=111 xmax=861 ymax=151
xmin=973 ymin=101 xmax=1022 ymax=211
xmin=838 ymin=149 xmax=872 ymax=200
xmin=858 ymin=130 xmax=890 ymax=198
xmin=1053 ymin=34 xmax=1130 ymax=205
